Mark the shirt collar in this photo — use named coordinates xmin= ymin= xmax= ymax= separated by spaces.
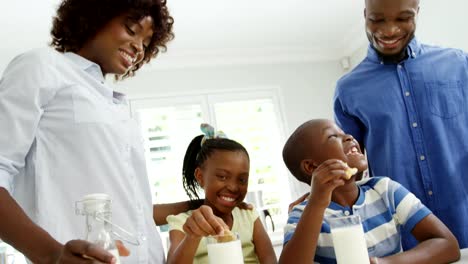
xmin=113 ymin=91 xmax=127 ymax=104
xmin=64 ymin=52 xmax=106 ymax=84
xmin=328 ymin=184 xmax=365 ymax=211
xmin=63 ymin=52 xmax=125 ymax=102
xmin=366 ymin=37 xmax=421 ymax=64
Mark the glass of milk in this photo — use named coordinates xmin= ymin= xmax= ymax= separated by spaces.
xmin=328 ymin=215 xmax=369 ymax=264
xmin=206 ymin=232 xmax=244 ymax=264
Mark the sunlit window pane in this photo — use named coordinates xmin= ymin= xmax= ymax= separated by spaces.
xmin=214 ymin=99 xmax=288 ymax=231
xmin=131 ymin=90 xmax=290 ymax=234
xmin=137 ymin=105 xmax=204 ymax=204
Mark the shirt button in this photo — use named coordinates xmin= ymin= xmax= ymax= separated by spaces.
xmin=344 ymin=211 xmax=350 ymax=216
xmin=398 ymin=65 xmax=402 ymax=69
xmin=420 ymin=155 xmax=426 ymax=161
xmin=412 ymin=122 xmax=418 ymax=128
xmin=428 ymin=190 xmax=433 ymax=196
xmin=405 ymin=91 xmax=410 ymax=97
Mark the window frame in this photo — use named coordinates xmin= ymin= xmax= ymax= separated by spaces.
xmin=129 ymin=86 xmax=292 ymax=233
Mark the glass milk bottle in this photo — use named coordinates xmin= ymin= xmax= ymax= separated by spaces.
xmin=76 ymin=193 xmax=121 ymax=264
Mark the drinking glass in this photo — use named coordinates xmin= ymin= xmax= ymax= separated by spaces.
xmin=328 ymin=215 xmax=369 ymax=264
xmin=206 ymin=232 xmax=244 ymax=264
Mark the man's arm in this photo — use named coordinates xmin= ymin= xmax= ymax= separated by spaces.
xmin=333 ymin=89 xmax=368 ymax=177
xmin=333 ymin=86 xmax=365 ymax=146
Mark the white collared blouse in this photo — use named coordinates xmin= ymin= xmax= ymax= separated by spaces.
xmin=0 ymin=48 xmax=164 ymax=263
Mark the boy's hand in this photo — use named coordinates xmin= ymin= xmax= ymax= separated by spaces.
xmin=183 ymin=205 xmax=229 ymax=238
xmin=309 ymin=159 xmax=347 ymax=208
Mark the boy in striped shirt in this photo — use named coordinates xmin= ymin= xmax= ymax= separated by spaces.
xmin=279 ymin=119 xmax=459 ymax=264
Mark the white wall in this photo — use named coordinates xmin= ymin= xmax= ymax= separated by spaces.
xmin=417 ymin=0 xmax=468 ymax=51
xmin=117 ymin=0 xmax=468 ymax=194
xmin=116 ymin=60 xmax=344 ymax=196
xmin=117 ymin=61 xmax=343 ymax=136
xmin=349 ymin=0 xmax=468 ymax=69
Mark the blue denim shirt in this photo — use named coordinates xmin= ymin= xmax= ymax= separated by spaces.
xmin=334 ymin=38 xmax=468 ymax=249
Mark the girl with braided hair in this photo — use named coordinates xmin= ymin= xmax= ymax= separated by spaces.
xmin=166 ymin=125 xmax=277 ymax=264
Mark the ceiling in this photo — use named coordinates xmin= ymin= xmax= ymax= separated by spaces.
xmin=1 ymin=1 xmax=368 ymax=72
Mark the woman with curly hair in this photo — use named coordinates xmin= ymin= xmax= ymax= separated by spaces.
xmin=0 ymin=0 xmax=182 ymax=263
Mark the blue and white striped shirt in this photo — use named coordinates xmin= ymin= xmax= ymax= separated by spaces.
xmin=284 ymin=177 xmax=431 ymax=264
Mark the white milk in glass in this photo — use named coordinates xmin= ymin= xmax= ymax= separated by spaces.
xmin=207 ymin=239 xmax=244 ymax=264
xmin=331 ymin=225 xmax=369 ymax=264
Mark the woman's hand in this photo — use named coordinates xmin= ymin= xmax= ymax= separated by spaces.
xmin=56 ymin=240 xmax=117 ymax=264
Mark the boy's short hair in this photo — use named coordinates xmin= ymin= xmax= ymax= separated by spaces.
xmin=283 ymin=120 xmax=315 ymax=185
xmin=50 ymin=0 xmax=174 ymax=78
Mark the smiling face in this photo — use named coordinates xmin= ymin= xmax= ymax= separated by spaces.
xmin=195 ymin=150 xmax=250 ymax=217
xmin=77 ymin=13 xmax=154 ymax=76
xmin=365 ymin=0 xmax=419 ymax=60
xmin=305 ymin=120 xmax=368 ymax=174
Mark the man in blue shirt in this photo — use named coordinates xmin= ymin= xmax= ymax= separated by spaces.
xmin=334 ymin=0 xmax=468 ymax=250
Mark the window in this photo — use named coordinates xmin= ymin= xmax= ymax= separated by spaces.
xmin=136 ymin=103 xmax=205 ymax=204
xmin=130 ymin=88 xmax=291 ymax=233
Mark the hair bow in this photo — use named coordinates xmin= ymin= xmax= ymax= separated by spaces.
xmin=200 ymin=123 xmax=227 ymax=145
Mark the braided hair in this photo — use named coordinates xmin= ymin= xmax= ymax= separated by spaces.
xmin=182 ymin=135 xmax=249 ymax=209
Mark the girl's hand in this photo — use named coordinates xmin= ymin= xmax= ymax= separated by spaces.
xmin=183 ymin=205 xmax=229 ymax=238
xmin=309 ymin=159 xmax=347 ymax=208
